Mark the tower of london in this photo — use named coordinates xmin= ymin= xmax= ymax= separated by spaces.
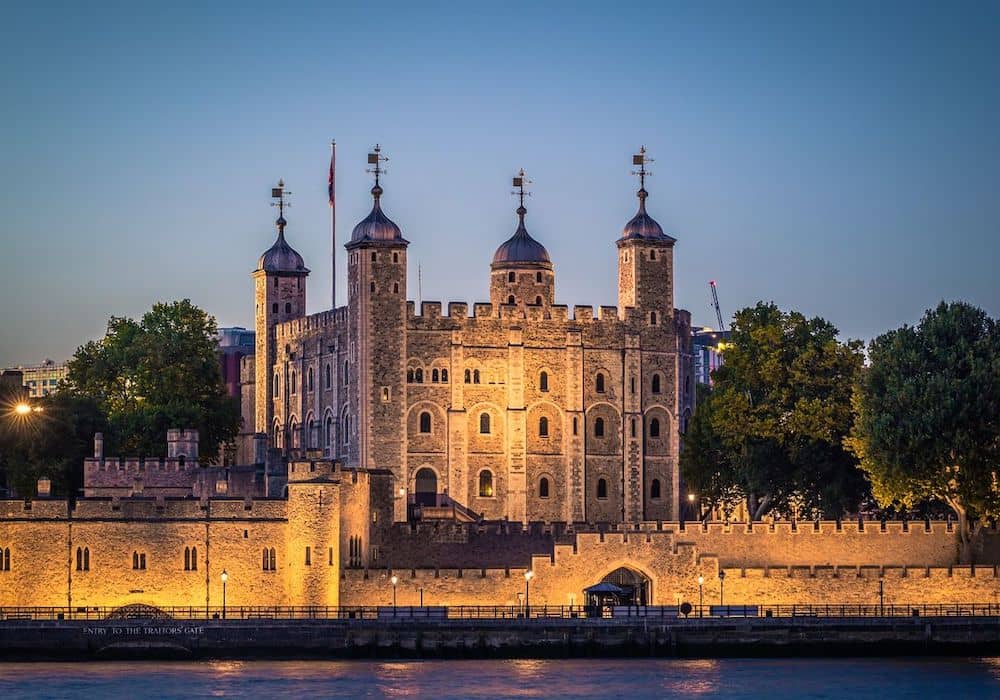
xmin=242 ymin=147 xmax=695 ymax=524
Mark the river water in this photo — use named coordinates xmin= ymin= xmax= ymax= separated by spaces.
xmin=1 ymin=658 xmax=999 ymax=698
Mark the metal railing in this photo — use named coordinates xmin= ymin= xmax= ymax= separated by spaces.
xmin=2 ymin=603 xmax=1000 ymax=622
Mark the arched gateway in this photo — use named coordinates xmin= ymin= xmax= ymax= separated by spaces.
xmin=414 ymin=467 xmax=438 ymax=506
xmin=593 ymin=567 xmax=650 ymax=606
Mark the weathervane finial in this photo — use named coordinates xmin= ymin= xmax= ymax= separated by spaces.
xmin=367 ymin=144 xmax=389 ymax=195
xmin=511 ymin=168 xmax=531 ymax=225
xmin=270 ymin=179 xmax=292 ymax=234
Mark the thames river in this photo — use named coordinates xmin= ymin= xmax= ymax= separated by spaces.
xmin=1 ymin=658 xmax=999 ymax=698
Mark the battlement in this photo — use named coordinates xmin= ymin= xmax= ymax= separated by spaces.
xmin=85 ymin=457 xmax=199 ymax=472
xmin=274 ymin=308 xmax=344 ymax=338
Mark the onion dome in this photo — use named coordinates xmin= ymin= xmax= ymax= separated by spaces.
xmin=621 ymin=188 xmax=675 ymax=242
xmin=491 ymin=205 xmax=552 ymax=268
xmin=350 ymin=184 xmax=403 ymax=243
xmin=257 ymin=215 xmax=308 ymax=273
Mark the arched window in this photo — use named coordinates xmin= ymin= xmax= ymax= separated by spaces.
xmin=76 ymin=547 xmax=85 ymax=571
xmin=441 ymin=369 xmax=448 ymax=383
xmin=394 ymin=282 xmax=399 ymax=294
xmin=83 ymin=547 xmax=89 ymax=571
xmin=572 ymin=417 xmax=578 ymax=435
xmin=370 ymin=281 xmax=375 ymax=292
xmin=479 ymin=412 xmax=491 ymax=434
xmin=649 ymin=418 xmax=660 ymax=438
xmin=184 ymin=547 xmax=190 ymax=571
xmin=325 ymin=415 xmax=333 ymax=447
xmin=539 ymin=416 xmax=549 ymax=437
xmin=651 ymin=479 xmax=661 ymax=499
xmin=262 ymin=548 xmax=270 ymax=570
xmin=650 ymin=249 xmax=656 ymax=260
xmin=419 ymin=411 xmax=432 ymax=434
xmin=432 ymin=369 xmax=439 ymax=382
xmin=596 ymin=373 xmax=605 ymax=393
xmin=344 ymin=360 xmax=349 ymax=384
xmin=285 ymin=302 xmax=292 ymax=314
xmin=290 ymin=370 xmax=296 ymax=394
xmin=650 ymin=311 xmax=657 ymax=326
xmin=1 ymin=547 xmax=8 ymax=571
xmin=507 ymin=295 xmax=515 ymax=305
xmin=594 ymin=417 xmax=605 ymax=437
xmin=393 ymin=252 xmax=399 ymax=263
xmin=415 ymin=368 xmax=423 ymax=383
xmin=270 ymin=548 xmax=277 ymax=571
xmin=597 ymin=478 xmax=608 ymax=499
xmin=274 ymin=374 xmax=280 ymax=398
xmin=343 ymin=414 xmax=350 ymax=444
xmin=652 ymin=373 xmax=661 ymax=394
xmin=539 ymin=477 xmax=550 ymax=498
xmin=407 ymin=369 xmax=415 ymax=383
xmin=307 ymin=367 xmax=314 ymax=392
xmin=371 ymin=251 xmax=377 ymax=262
xmin=508 ymin=271 xmax=516 ymax=282
xmin=539 ymin=371 xmax=549 ymax=392
xmin=630 ymin=418 xmax=636 ymax=438
xmin=325 ymin=363 xmax=332 ymax=389
xmin=536 ymin=271 xmax=542 ymax=283
xmin=464 ymin=369 xmax=471 ymax=384
xmin=473 ymin=369 xmax=480 ymax=384
xmin=273 ymin=422 xmax=281 ymax=448
xmin=479 ymin=470 xmax=494 ymax=497
xmin=535 ymin=296 xmax=542 ymax=305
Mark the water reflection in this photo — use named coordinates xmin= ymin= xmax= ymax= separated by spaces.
xmin=658 ymin=658 xmax=721 ymax=695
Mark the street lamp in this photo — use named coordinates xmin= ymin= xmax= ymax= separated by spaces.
xmin=524 ymin=570 xmax=534 ymax=618
xmin=697 ymin=575 xmax=704 ymax=617
xmin=391 ymin=574 xmax=398 ymax=609
xmin=221 ymin=569 xmax=228 ymax=619
xmin=718 ymin=570 xmax=726 ymax=608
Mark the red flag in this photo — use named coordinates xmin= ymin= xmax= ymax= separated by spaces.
xmin=328 ymin=146 xmax=335 ymax=207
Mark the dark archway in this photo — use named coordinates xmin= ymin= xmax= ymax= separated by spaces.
xmin=600 ymin=567 xmax=650 ymax=606
xmin=414 ymin=467 xmax=437 ymax=506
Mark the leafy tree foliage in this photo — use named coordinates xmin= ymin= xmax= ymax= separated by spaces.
xmin=682 ymin=302 xmax=868 ymax=520
xmin=847 ymin=302 xmax=1000 ymax=561
xmin=65 ymin=299 xmax=239 ymax=461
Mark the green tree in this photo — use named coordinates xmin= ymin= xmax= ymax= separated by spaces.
xmin=679 ymin=385 xmax=742 ymax=519
xmin=847 ymin=302 xmax=1000 ymax=562
xmin=65 ymin=299 xmax=239 ymax=461
xmin=683 ymin=302 xmax=868 ymax=520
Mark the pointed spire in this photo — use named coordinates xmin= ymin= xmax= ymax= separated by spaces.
xmin=512 ymin=168 xmax=531 ymax=233
xmin=367 ymin=144 xmax=389 ymax=203
xmin=621 ymin=148 xmax=675 ymax=243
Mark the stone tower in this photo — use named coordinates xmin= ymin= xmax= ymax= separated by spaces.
xmin=616 ymin=149 xmax=679 ymax=522
xmin=285 ymin=459 xmax=341 ymax=607
xmin=253 ymin=181 xmax=309 ymax=442
xmin=489 ymin=170 xmax=555 ymax=311
xmin=345 ymin=146 xmax=409 ymax=519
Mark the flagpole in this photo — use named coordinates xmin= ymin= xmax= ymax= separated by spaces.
xmin=330 ymin=140 xmax=336 ymax=310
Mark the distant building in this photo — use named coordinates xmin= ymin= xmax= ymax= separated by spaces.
xmin=217 ymin=327 xmax=255 ymax=398
xmin=3 ymin=360 xmax=68 ymax=397
xmin=692 ymin=328 xmax=731 ymax=386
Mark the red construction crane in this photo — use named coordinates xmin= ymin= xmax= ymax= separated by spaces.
xmin=709 ymin=280 xmax=726 ymax=332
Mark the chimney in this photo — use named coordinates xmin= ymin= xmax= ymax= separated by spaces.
xmin=94 ymin=432 xmax=104 ymax=460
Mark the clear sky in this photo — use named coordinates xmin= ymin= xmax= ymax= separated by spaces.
xmin=1 ymin=1 xmax=998 ymax=366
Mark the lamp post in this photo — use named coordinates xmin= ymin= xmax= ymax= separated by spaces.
xmin=419 ymin=587 xmax=424 ymax=607
xmin=718 ymin=570 xmax=725 ymax=608
xmin=697 ymin=575 xmax=704 ymax=617
xmin=391 ymin=574 xmax=398 ymax=610
xmin=524 ymin=570 xmax=534 ymax=618
xmin=687 ymin=493 xmax=697 ymax=520
xmin=878 ymin=579 xmax=884 ymax=616
xmin=221 ymin=569 xmax=228 ymax=619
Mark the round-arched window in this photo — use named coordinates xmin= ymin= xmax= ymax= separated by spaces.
xmin=479 ymin=470 xmax=494 ymax=497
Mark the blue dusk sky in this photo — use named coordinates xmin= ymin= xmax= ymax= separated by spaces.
xmin=1 ymin=1 xmax=997 ymax=365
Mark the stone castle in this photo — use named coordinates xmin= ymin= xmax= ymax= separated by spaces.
xmin=1 ymin=147 xmax=998 ymax=613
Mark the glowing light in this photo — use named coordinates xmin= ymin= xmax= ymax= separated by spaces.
xmin=524 ymin=570 xmax=534 ymax=582
xmin=14 ymin=403 xmax=31 ymax=415
xmin=390 ymin=574 xmax=398 ymax=586
xmin=698 ymin=575 xmax=704 ymax=585
xmin=220 ymin=570 xmax=228 ymax=583
xmin=687 ymin=493 xmax=696 ymax=502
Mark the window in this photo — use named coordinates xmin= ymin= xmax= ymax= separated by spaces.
xmin=650 ymin=311 xmax=657 ymax=326
xmin=479 ymin=412 xmax=491 ymax=434
xmin=441 ymin=369 xmax=448 ymax=383
xmin=305 ymin=546 xmax=312 ymax=566
xmin=539 ymin=371 xmax=549 ymax=392
xmin=594 ymin=417 xmax=605 ymax=437
xmin=274 ymin=374 xmax=280 ymax=398
xmin=539 ymin=416 xmax=549 ymax=437
xmin=651 ymin=479 xmax=661 ymax=499
xmin=270 ymin=548 xmax=277 ymax=570
xmin=652 ymin=373 xmax=661 ymax=394
xmin=539 ymin=477 xmax=550 ymax=498
xmin=473 ymin=369 xmax=480 ymax=384
xmin=650 ymin=250 xmax=656 ymax=260
xmin=649 ymin=418 xmax=660 ymax=438
xmin=76 ymin=546 xmax=90 ymax=572
xmin=272 ymin=303 xmax=278 ymax=314
xmin=507 ymin=295 xmax=515 ymax=305
xmin=329 ymin=547 xmax=334 ymax=566
xmin=630 ymin=377 xmax=635 ymax=394
xmin=325 ymin=363 xmax=332 ymax=389
xmin=381 ymin=387 xmax=390 ymax=402
xmin=407 ymin=369 xmax=415 ymax=383
xmin=308 ymin=367 xmax=314 ymax=392
xmin=325 ymin=416 xmax=333 ymax=447
xmin=343 ymin=414 xmax=350 ymax=443
xmin=184 ymin=546 xmax=198 ymax=571
xmin=275 ymin=277 xmax=279 ymax=288
xmin=0 ymin=547 xmax=8 ymax=571
xmin=415 ymin=368 xmax=423 ymax=383
xmin=393 ymin=252 xmax=399 ymax=263
xmin=263 ymin=547 xmax=277 ymax=571
xmin=479 ymin=470 xmax=494 ymax=497
xmin=572 ymin=417 xmax=578 ymax=436
xmin=285 ymin=302 xmax=292 ymax=314
xmin=370 ymin=281 xmax=375 ymax=292
xmin=419 ymin=411 xmax=432 ymax=434
xmin=630 ymin=418 xmax=636 ymax=438
xmin=536 ymin=271 xmax=542 ymax=283
xmin=432 ymin=369 xmax=439 ymax=383
xmin=371 ymin=251 xmax=376 ymax=262
xmin=132 ymin=551 xmax=146 ymax=570
xmin=508 ymin=271 xmax=515 ymax=282
xmin=394 ymin=282 xmax=399 ymax=294
xmin=535 ymin=296 xmax=542 ymax=305
xmin=290 ymin=370 xmax=296 ymax=395
xmin=596 ymin=373 xmax=605 ymax=393
xmin=597 ymin=478 xmax=608 ymax=499
xmin=464 ymin=369 xmax=471 ymax=384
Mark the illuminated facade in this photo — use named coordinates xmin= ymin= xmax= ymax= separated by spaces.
xmin=243 ymin=149 xmax=695 ymax=523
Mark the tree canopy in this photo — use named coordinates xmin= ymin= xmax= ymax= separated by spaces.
xmin=847 ymin=301 xmax=1000 ymax=561
xmin=65 ymin=299 xmax=239 ymax=461
xmin=681 ymin=302 xmax=868 ymax=520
